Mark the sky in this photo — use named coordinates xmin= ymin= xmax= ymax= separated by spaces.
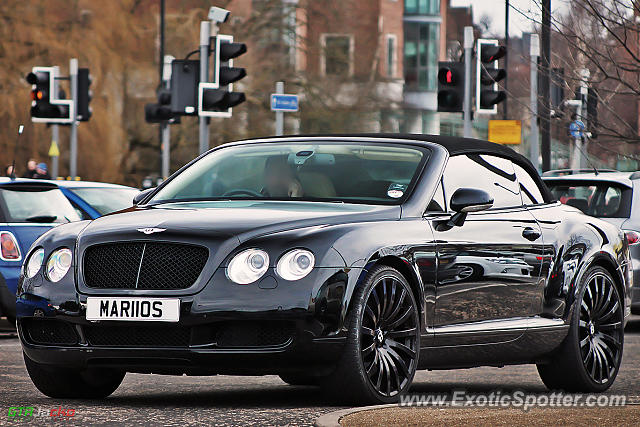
xmin=449 ymin=0 xmax=561 ymax=37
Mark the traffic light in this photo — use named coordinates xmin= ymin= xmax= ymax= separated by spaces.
xmin=437 ymin=61 xmax=464 ymax=112
xmin=77 ymin=68 xmax=92 ymax=121
xmin=145 ymin=87 xmax=174 ymax=123
xmin=26 ymin=67 xmax=73 ymax=123
xmin=476 ymin=39 xmax=507 ymax=114
xmin=198 ymin=34 xmax=247 ymax=117
xmin=170 ymin=59 xmax=199 ymax=115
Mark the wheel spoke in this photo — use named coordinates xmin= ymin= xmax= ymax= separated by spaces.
xmin=598 ymin=321 xmax=621 ymax=331
xmin=366 ymin=351 xmax=379 ymax=376
xmin=371 ymin=288 xmax=382 ymax=323
xmin=581 ymin=300 xmax=591 ymax=318
xmin=386 ymin=346 xmax=410 ymax=378
xmin=361 ymin=326 xmax=375 ymax=336
xmin=385 ymin=306 xmax=413 ymax=330
xmin=364 ymin=305 xmax=378 ymax=327
xmin=362 ymin=342 xmax=376 ymax=357
xmin=579 ymin=335 xmax=590 ymax=349
xmin=595 ymin=283 xmax=613 ymax=318
xmin=583 ymin=340 xmax=594 ymax=365
xmin=380 ymin=350 xmax=392 ymax=396
xmin=386 ymin=338 xmax=417 ymax=359
xmin=385 ymin=289 xmax=406 ymax=326
xmin=381 ymin=349 xmax=400 ymax=394
xmin=380 ymin=280 xmax=389 ymax=321
xmin=598 ymin=331 xmax=621 ymax=351
xmin=386 ymin=327 xmax=417 ymax=339
xmin=375 ymin=352 xmax=386 ymax=390
xmin=599 ymin=300 xmax=620 ymax=323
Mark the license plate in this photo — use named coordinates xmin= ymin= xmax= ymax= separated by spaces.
xmin=86 ymin=297 xmax=180 ymax=322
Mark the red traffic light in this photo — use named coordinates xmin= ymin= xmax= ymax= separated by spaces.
xmin=438 ymin=67 xmax=459 ymax=86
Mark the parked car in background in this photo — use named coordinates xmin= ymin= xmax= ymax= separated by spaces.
xmin=0 ymin=180 xmax=82 ymax=323
xmin=53 ymin=180 xmax=139 ymax=220
xmin=542 ymin=171 xmax=640 ymax=315
xmin=0 ymin=178 xmax=138 ymax=324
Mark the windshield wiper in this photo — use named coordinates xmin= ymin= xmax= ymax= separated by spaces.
xmin=25 ymin=215 xmax=57 ymax=223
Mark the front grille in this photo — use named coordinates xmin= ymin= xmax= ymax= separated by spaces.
xmin=83 ymin=242 xmax=209 ymax=290
xmin=23 ymin=319 xmax=78 ymax=345
xmin=213 ymin=321 xmax=294 ymax=348
xmin=84 ymin=325 xmax=191 ymax=347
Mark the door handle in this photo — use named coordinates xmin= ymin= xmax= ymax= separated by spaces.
xmin=522 ymin=227 xmax=541 ymax=241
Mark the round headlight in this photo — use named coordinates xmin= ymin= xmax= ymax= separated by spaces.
xmin=46 ymin=248 xmax=72 ymax=282
xmin=227 ymin=248 xmax=269 ymax=284
xmin=24 ymin=248 xmax=45 ymax=279
xmin=276 ymin=249 xmax=315 ymax=281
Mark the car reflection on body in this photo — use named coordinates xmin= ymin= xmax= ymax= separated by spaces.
xmin=17 ymin=135 xmax=632 ymax=404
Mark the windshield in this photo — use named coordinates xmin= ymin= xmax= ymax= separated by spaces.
xmin=0 ymin=187 xmax=82 ymax=223
xmin=545 ymin=180 xmax=632 ymax=218
xmin=150 ymin=142 xmax=428 ymax=205
xmin=69 ymin=187 xmax=138 ymax=215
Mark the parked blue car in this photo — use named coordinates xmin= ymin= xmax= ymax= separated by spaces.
xmin=0 ymin=178 xmax=138 ymax=323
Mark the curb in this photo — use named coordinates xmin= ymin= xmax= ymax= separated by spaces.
xmin=314 ymin=404 xmax=396 ymax=427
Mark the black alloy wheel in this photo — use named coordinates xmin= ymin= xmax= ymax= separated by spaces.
xmin=578 ymin=270 xmax=623 ymax=384
xmin=537 ymin=266 xmax=624 ymax=392
xmin=360 ymin=275 xmax=419 ymax=397
xmin=320 ymin=265 xmax=420 ymax=404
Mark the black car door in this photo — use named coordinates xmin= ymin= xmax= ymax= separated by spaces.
xmin=427 ymin=154 xmax=544 ymax=345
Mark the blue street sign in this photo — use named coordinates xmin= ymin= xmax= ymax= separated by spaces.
xmin=569 ymin=120 xmax=585 ymax=138
xmin=271 ymin=94 xmax=299 ymax=112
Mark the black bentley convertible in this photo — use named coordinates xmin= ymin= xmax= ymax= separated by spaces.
xmin=17 ymin=135 xmax=632 ymax=404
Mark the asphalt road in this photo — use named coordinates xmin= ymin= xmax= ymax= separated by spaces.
xmin=1 ymin=317 xmax=639 ymax=426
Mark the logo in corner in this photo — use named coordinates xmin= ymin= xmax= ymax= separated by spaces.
xmin=137 ymin=227 xmax=166 ymax=235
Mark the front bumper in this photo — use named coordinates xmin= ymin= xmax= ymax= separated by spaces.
xmin=18 ymin=266 xmax=360 ymax=374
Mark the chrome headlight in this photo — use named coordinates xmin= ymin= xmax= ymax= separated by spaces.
xmin=276 ymin=249 xmax=315 ymax=281
xmin=227 ymin=248 xmax=269 ymax=284
xmin=24 ymin=248 xmax=45 ymax=279
xmin=46 ymin=248 xmax=72 ymax=282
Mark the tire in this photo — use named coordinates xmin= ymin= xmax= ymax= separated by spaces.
xmin=24 ymin=352 xmax=125 ymax=398
xmin=320 ymin=265 xmax=420 ymax=405
xmin=279 ymin=373 xmax=321 ymax=386
xmin=537 ymin=266 xmax=624 ymax=392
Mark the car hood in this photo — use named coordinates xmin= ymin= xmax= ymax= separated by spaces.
xmin=79 ymin=200 xmax=401 ymax=243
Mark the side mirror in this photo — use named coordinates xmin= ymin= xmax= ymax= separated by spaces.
xmin=450 ymin=188 xmax=494 ymax=213
xmin=436 ymin=188 xmax=493 ymax=231
xmin=133 ymin=188 xmax=154 ymax=205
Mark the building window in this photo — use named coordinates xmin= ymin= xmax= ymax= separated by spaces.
xmin=321 ymin=34 xmax=354 ymax=77
xmin=404 ymin=0 xmax=439 ymax=15
xmin=404 ymin=22 xmax=439 ymax=91
xmin=386 ymin=35 xmax=397 ymax=78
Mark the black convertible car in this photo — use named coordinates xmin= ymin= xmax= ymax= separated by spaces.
xmin=17 ymin=135 xmax=632 ymax=404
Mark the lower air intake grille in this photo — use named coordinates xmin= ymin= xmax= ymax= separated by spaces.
xmin=23 ymin=319 xmax=78 ymax=345
xmin=84 ymin=325 xmax=191 ymax=347
xmin=214 ymin=321 xmax=294 ymax=348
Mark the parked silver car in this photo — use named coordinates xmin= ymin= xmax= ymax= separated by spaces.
xmin=543 ymin=170 xmax=640 ymax=314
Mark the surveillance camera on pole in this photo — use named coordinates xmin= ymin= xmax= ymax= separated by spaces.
xmin=208 ymin=6 xmax=230 ymax=23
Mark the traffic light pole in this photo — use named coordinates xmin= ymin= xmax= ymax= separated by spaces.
xmin=69 ymin=58 xmax=78 ymax=180
xmin=198 ymin=21 xmax=211 ymax=155
xmin=161 ymin=55 xmax=173 ymax=179
xmin=540 ymin=0 xmax=551 ymax=172
xmin=463 ymin=26 xmax=473 ymax=138
xmin=51 ymin=65 xmax=60 ymax=179
xmin=275 ymin=81 xmax=284 ymax=136
xmin=529 ymin=34 xmax=539 ymax=171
